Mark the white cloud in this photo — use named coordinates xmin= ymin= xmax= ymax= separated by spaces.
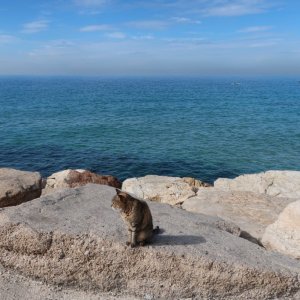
xmin=132 ymin=0 xmax=273 ymax=17
xmin=106 ymin=32 xmax=126 ymax=39
xmin=74 ymin=0 xmax=108 ymax=7
xmin=202 ymin=0 xmax=268 ymax=17
xmin=238 ymin=26 xmax=273 ymax=33
xmin=127 ymin=20 xmax=168 ymax=30
xmin=80 ymin=24 xmax=113 ymax=32
xmin=171 ymin=17 xmax=202 ymax=24
xmin=22 ymin=20 xmax=49 ymax=34
xmin=162 ymin=37 xmax=208 ymax=47
xmin=132 ymin=35 xmax=154 ymax=40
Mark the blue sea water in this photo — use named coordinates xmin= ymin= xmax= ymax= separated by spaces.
xmin=0 ymin=77 xmax=299 ymax=182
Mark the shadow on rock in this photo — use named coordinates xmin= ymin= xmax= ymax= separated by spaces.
xmin=152 ymin=234 xmax=206 ymax=246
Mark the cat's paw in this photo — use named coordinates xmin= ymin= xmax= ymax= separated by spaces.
xmin=126 ymin=241 xmax=131 ymax=246
xmin=139 ymin=241 xmax=145 ymax=246
xmin=130 ymin=243 xmax=136 ymax=248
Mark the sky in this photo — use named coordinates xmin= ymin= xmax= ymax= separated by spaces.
xmin=0 ymin=0 xmax=300 ymax=76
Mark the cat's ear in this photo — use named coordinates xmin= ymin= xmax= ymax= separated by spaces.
xmin=116 ymin=188 xmax=122 ymax=195
xmin=116 ymin=188 xmax=126 ymax=200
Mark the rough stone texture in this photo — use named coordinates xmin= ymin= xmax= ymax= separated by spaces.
xmin=262 ymin=200 xmax=300 ymax=259
xmin=122 ymin=175 xmax=210 ymax=205
xmin=0 ymin=263 xmax=138 ymax=300
xmin=43 ymin=169 xmax=121 ymax=195
xmin=1 ymin=265 xmax=298 ymax=300
xmin=182 ymin=177 xmax=212 ymax=188
xmin=0 ymin=168 xmax=42 ymax=208
xmin=214 ymin=170 xmax=300 ymax=199
xmin=182 ymin=188 xmax=294 ymax=242
xmin=0 ymin=184 xmax=299 ymax=300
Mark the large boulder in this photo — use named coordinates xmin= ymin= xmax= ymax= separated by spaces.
xmin=182 ymin=188 xmax=294 ymax=242
xmin=0 ymin=184 xmax=299 ymax=300
xmin=262 ymin=200 xmax=300 ymax=259
xmin=43 ymin=169 xmax=121 ymax=195
xmin=214 ymin=171 xmax=300 ymax=199
xmin=122 ymin=175 xmax=210 ymax=205
xmin=0 ymin=168 xmax=42 ymax=207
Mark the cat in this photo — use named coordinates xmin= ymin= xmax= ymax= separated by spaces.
xmin=111 ymin=189 xmax=160 ymax=247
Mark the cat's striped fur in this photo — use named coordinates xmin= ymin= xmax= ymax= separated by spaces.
xmin=111 ymin=189 xmax=159 ymax=247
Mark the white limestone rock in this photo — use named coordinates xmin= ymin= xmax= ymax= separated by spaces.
xmin=262 ymin=200 xmax=300 ymax=259
xmin=122 ymin=175 xmax=209 ymax=205
xmin=214 ymin=170 xmax=300 ymax=199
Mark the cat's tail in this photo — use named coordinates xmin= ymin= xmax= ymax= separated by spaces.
xmin=153 ymin=226 xmax=163 ymax=234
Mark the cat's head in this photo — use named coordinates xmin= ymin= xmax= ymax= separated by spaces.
xmin=111 ymin=189 xmax=131 ymax=212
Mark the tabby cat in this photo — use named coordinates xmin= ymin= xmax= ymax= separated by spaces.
xmin=111 ymin=189 xmax=159 ymax=247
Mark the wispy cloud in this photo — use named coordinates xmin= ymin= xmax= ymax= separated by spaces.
xmin=238 ymin=25 xmax=273 ymax=33
xmin=22 ymin=20 xmax=49 ymax=33
xmin=75 ymin=0 xmax=109 ymax=16
xmin=80 ymin=24 xmax=113 ymax=32
xmin=171 ymin=17 xmax=202 ymax=24
xmin=28 ymin=40 xmax=75 ymax=57
xmin=162 ymin=37 xmax=208 ymax=46
xmin=74 ymin=0 xmax=108 ymax=7
xmin=0 ymin=34 xmax=16 ymax=43
xmin=126 ymin=0 xmax=273 ymax=18
xmin=202 ymin=0 xmax=269 ymax=17
xmin=127 ymin=20 xmax=168 ymax=30
xmin=207 ymin=37 xmax=281 ymax=49
xmin=132 ymin=35 xmax=154 ymax=40
xmin=105 ymin=32 xmax=126 ymax=39
xmin=248 ymin=39 xmax=280 ymax=47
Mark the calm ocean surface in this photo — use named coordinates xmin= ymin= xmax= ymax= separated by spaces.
xmin=0 ymin=77 xmax=299 ymax=182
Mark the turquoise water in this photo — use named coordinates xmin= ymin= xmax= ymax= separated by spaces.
xmin=0 ymin=77 xmax=299 ymax=182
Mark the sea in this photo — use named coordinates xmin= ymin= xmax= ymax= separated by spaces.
xmin=0 ymin=76 xmax=299 ymax=183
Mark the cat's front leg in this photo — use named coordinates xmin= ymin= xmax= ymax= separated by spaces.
xmin=126 ymin=229 xmax=132 ymax=246
xmin=131 ymin=226 xmax=137 ymax=248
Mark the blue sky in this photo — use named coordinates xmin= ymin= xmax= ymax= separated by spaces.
xmin=0 ymin=0 xmax=300 ymax=76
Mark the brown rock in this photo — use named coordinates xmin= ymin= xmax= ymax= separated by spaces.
xmin=66 ymin=170 xmax=121 ymax=189
xmin=43 ymin=169 xmax=121 ymax=195
xmin=0 ymin=168 xmax=42 ymax=207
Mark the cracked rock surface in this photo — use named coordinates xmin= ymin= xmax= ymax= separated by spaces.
xmin=0 ymin=184 xmax=299 ymax=300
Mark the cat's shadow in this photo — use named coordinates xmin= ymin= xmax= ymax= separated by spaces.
xmin=151 ymin=234 xmax=206 ymax=246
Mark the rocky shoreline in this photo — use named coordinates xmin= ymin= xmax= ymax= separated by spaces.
xmin=0 ymin=167 xmax=299 ymax=299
